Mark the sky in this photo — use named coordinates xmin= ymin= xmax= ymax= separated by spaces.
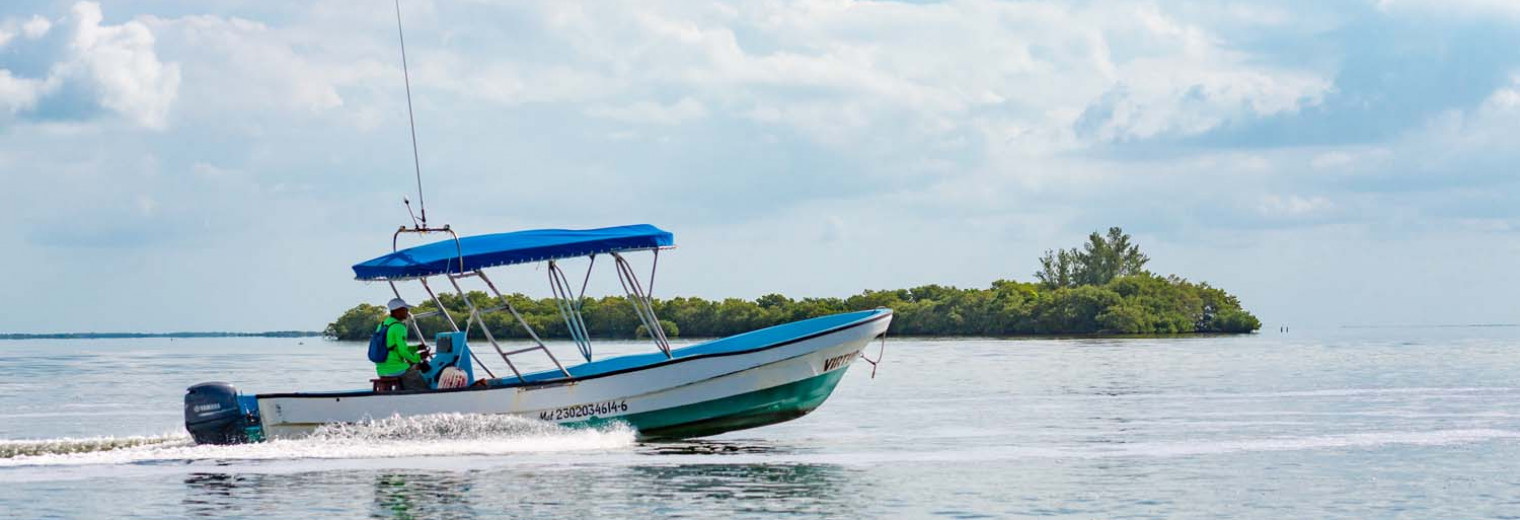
xmin=1 ymin=0 xmax=1518 ymax=333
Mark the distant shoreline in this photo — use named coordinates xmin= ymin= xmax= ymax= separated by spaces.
xmin=1338 ymin=324 xmax=1518 ymax=329
xmin=0 ymin=331 xmax=322 ymax=340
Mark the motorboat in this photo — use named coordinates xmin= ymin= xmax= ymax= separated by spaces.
xmin=184 ymin=224 xmax=892 ymax=444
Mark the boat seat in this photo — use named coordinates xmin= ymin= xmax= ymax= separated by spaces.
xmin=371 ymin=376 xmax=403 ymax=393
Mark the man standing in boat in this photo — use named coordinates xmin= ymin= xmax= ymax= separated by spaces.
xmin=377 ymin=298 xmax=429 ymax=390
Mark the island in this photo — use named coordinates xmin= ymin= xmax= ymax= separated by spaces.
xmin=326 ymin=227 xmax=1261 ymax=340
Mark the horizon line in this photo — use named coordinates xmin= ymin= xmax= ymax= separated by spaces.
xmin=0 ymin=331 xmax=323 ymax=340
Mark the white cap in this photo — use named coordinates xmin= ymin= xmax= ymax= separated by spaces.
xmin=387 ymin=298 xmax=413 ymax=312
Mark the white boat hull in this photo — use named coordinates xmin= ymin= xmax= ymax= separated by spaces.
xmin=255 ymin=310 xmax=891 ymax=439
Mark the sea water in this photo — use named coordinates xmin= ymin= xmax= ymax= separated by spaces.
xmin=0 ymin=328 xmax=1518 ymax=519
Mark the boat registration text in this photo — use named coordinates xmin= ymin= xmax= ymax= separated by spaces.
xmin=540 ymin=400 xmax=628 ymax=421
xmin=823 ymin=353 xmax=856 ymax=372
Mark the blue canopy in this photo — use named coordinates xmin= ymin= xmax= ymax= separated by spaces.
xmin=353 ymin=224 xmax=674 ymax=281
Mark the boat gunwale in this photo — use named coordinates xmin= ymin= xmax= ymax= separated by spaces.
xmin=255 ymin=309 xmax=891 ymax=400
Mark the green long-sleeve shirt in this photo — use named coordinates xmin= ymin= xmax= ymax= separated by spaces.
xmin=374 ymin=317 xmax=421 ymax=376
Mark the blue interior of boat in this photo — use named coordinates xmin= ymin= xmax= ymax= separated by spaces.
xmin=493 ymin=308 xmax=890 ymax=386
xmin=425 ymin=331 xmax=475 ymax=387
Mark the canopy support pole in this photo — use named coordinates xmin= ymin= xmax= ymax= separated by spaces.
xmin=613 ymin=252 xmax=672 ymax=358
xmin=389 ymin=278 xmax=498 ymax=380
xmin=476 ymin=270 xmax=573 ymax=380
xmin=648 ymin=249 xmax=659 ymax=296
xmin=548 ymin=260 xmax=595 ymax=362
xmin=444 ymin=274 xmax=522 ymax=381
xmin=419 ymin=277 xmax=501 ymax=379
xmin=417 ymin=278 xmax=458 ymax=332
xmin=578 ymin=255 xmax=596 ymax=301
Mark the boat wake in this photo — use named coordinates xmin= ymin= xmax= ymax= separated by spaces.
xmin=0 ymin=434 xmax=191 ymax=459
xmin=0 ymin=414 xmax=635 ymax=469
xmin=310 ymin=412 xmax=596 ymax=442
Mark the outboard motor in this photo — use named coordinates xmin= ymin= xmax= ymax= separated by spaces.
xmin=184 ymin=382 xmax=255 ymax=445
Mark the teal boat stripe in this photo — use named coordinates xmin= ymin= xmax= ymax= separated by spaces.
xmin=566 ymin=367 xmax=852 ymax=438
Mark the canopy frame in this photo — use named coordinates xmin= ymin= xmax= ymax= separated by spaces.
xmin=386 ymin=226 xmax=496 ymax=379
xmin=354 ymin=224 xmax=674 ymax=281
xmin=373 ymin=225 xmax=674 ymax=385
xmin=447 ymin=270 xmax=571 ymax=382
xmin=547 ymin=257 xmax=596 ymax=362
xmin=613 ymin=252 xmax=672 ymax=358
xmin=392 ymin=225 xmax=465 ymax=276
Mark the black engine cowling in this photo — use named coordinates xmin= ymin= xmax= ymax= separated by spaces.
xmin=184 ymin=382 xmax=248 ymax=445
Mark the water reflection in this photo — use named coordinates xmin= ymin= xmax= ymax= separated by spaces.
xmin=183 ymin=470 xmax=477 ymax=519
xmin=178 ymin=455 xmax=865 ymax=519
xmin=639 ymin=439 xmax=795 ymax=456
xmin=182 ymin=473 xmax=244 ymax=518
xmin=630 ymin=463 xmax=860 ymax=516
xmin=371 ymin=472 xmax=476 ymax=520
xmin=490 ymin=459 xmax=863 ymax=518
xmin=634 ymin=439 xmax=861 ymax=515
xmin=185 ymin=471 xmax=368 ymax=518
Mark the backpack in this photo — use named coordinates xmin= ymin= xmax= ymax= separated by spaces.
xmin=368 ymin=321 xmax=397 ymax=363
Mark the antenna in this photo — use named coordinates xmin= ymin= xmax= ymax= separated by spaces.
xmin=395 ymin=0 xmax=427 ymax=229
xmin=402 ymin=197 xmax=421 ymax=228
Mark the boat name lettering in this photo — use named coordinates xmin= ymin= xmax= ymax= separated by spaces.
xmin=540 ymin=400 xmax=628 ymax=421
xmin=823 ymin=353 xmax=856 ymax=372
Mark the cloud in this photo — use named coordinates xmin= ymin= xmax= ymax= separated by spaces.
xmin=191 ymin=161 xmax=238 ymax=179
xmin=0 ymin=2 xmax=179 ymax=129
xmin=1377 ymin=0 xmax=1520 ymax=19
xmin=1309 ymin=147 xmax=1391 ymax=172
xmin=0 ymin=70 xmax=49 ymax=114
xmin=1387 ymin=75 xmax=1520 ymax=172
xmin=0 ymin=17 xmax=57 ymax=112
xmin=1256 ymin=194 xmax=1335 ymax=219
xmin=59 ymin=2 xmax=181 ymax=128
xmin=371 ymin=0 xmax=1332 ymax=160
xmin=1068 ymin=7 xmax=1330 ymax=143
xmin=1482 ymin=75 xmax=1520 ymax=111
xmin=585 ymin=97 xmax=708 ymax=125
xmin=0 ymin=15 xmax=52 ymax=48
xmin=141 ymin=13 xmax=385 ymax=114
xmin=3 ymin=0 xmax=1520 ymax=331
xmin=23 ymin=15 xmax=51 ymax=39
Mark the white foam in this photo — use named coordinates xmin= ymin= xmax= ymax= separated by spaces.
xmin=0 ymin=413 xmax=635 ymax=469
xmin=0 ymin=434 xmax=190 ymax=459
